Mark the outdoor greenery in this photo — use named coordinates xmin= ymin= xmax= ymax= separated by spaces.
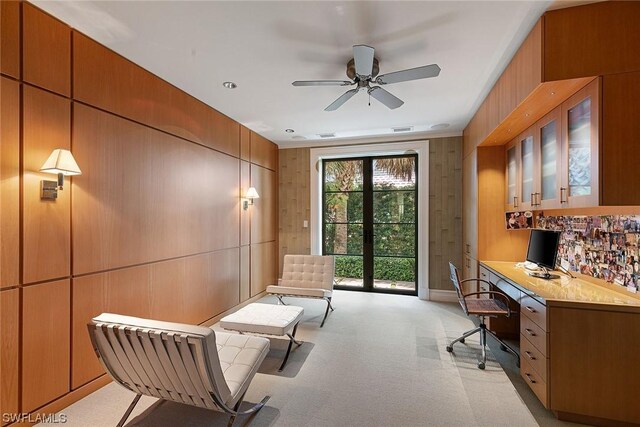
xmin=324 ymin=158 xmax=417 ymax=283
xmin=335 ymin=256 xmax=416 ymax=282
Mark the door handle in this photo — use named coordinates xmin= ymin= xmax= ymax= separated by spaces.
xmin=524 ymin=350 xmax=536 ymax=360
xmin=560 ymin=187 xmax=567 ymax=203
xmin=525 ymin=306 xmax=536 ymax=313
xmin=466 ymin=243 xmax=470 ymax=254
xmin=525 ymin=328 xmax=536 ymax=337
xmin=513 ymin=196 xmax=518 ymax=208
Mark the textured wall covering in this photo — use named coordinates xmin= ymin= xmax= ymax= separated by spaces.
xmin=277 ymin=136 xmax=463 ymax=290
xmin=278 ymin=148 xmax=311 ymax=274
xmin=428 ymin=137 xmax=463 ymax=290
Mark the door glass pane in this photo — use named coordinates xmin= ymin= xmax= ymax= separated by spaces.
xmin=334 ymin=255 xmax=364 ymax=288
xmin=540 ymin=120 xmax=557 ymax=200
xmin=521 ymin=136 xmax=533 ymax=203
xmin=507 ymin=146 xmax=517 ymax=204
xmin=324 ymin=159 xmax=363 ymax=192
xmin=324 ymin=223 xmax=363 ymax=255
xmin=373 ymin=158 xmax=416 ymax=190
xmin=373 ymin=256 xmax=416 ymax=291
xmin=373 ymin=191 xmax=415 ymax=223
xmin=568 ymin=97 xmax=592 ymax=196
xmin=374 ymin=224 xmax=415 ymax=257
xmin=324 ymin=192 xmax=363 ymax=223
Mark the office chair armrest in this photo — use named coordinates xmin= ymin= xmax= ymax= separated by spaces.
xmin=463 ymin=291 xmax=512 ymax=317
xmin=459 ymin=278 xmax=492 ymax=286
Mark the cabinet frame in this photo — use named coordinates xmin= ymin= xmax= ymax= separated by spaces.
xmin=505 ymin=139 xmax=521 ymax=211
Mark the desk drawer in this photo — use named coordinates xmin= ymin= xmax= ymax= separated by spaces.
xmin=520 ymin=333 xmax=547 ymax=382
xmin=520 ymin=357 xmax=548 ymax=408
xmin=521 ymin=313 xmax=547 ymax=355
xmin=493 ymin=277 xmax=521 ymax=303
xmin=520 ymin=294 xmax=547 ymax=331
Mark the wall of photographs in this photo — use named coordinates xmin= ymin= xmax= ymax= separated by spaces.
xmin=537 ymin=214 xmax=640 ymax=293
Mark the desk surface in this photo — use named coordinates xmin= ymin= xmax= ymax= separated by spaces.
xmin=481 ymin=261 xmax=640 ymax=307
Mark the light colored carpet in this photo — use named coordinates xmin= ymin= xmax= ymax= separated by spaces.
xmin=37 ymin=291 xmax=567 ymax=427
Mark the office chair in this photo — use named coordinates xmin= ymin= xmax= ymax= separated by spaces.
xmin=446 ymin=262 xmax=519 ymax=369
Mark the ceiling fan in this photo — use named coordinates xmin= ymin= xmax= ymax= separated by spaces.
xmin=292 ymin=45 xmax=440 ymax=111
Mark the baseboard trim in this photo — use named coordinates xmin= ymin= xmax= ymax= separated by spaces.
xmin=428 ymin=289 xmax=458 ymax=303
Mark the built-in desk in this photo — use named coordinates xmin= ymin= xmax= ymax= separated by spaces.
xmin=480 ymin=261 xmax=640 ymax=426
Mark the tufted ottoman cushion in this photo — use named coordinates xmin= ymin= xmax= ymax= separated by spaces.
xmin=220 ymin=303 xmax=304 ymax=336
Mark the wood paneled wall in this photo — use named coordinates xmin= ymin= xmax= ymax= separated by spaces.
xmin=429 ymin=137 xmax=463 ymax=290
xmin=0 ymin=2 xmax=278 ymax=421
xmin=277 ymin=138 xmax=462 ymax=290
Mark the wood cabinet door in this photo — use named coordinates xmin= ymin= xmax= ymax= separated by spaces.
xmin=536 ymin=107 xmax=562 ymax=209
xmin=462 ymin=150 xmax=478 ymax=259
xmin=505 ymin=139 xmax=520 ymax=211
xmin=560 ymin=79 xmax=600 ymax=208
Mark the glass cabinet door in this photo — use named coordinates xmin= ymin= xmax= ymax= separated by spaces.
xmin=561 ymin=79 xmax=599 ymax=207
xmin=567 ymin=97 xmax=592 ymax=197
xmin=520 ymin=134 xmax=534 ymax=208
xmin=537 ymin=108 xmax=561 ymax=209
xmin=506 ymin=144 xmax=518 ymax=209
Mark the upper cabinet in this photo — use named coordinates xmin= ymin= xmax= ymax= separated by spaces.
xmin=465 ymin=2 xmax=640 ymax=152
xmin=1 ymin=0 xmax=21 ymax=78
xmin=504 ymin=79 xmax=600 ymax=211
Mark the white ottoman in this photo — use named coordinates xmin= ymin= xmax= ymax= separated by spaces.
xmin=220 ymin=303 xmax=304 ymax=371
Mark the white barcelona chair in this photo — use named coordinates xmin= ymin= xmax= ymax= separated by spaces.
xmin=88 ymin=313 xmax=270 ymax=427
xmin=267 ymin=254 xmax=335 ymax=327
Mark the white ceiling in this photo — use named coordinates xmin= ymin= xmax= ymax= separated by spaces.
xmin=35 ymin=1 xmax=551 ymax=148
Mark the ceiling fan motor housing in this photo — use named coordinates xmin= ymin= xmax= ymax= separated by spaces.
xmin=347 ymin=57 xmax=380 ymax=80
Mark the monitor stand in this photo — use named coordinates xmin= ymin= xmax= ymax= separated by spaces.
xmin=527 ymin=266 xmax=560 ymax=280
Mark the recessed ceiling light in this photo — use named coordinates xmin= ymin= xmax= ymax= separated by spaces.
xmin=222 ymin=81 xmax=237 ymax=89
xmin=285 ymin=129 xmax=294 ymax=133
xmin=430 ymin=123 xmax=450 ymax=130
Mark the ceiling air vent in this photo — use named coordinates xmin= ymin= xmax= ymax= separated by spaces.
xmin=392 ymin=126 xmax=413 ymax=133
xmin=318 ymin=133 xmax=336 ymax=138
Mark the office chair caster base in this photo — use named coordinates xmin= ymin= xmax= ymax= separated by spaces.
xmin=500 ymin=343 xmax=507 ymax=351
xmin=459 ymin=338 xmax=465 ymax=344
xmin=446 ymin=345 xmax=453 ymax=353
xmin=477 ymin=362 xmax=485 ymax=370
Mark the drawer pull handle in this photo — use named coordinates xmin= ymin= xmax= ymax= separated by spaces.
xmin=524 ymin=351 xmax=536 ymax=360
xmin=525 ymin=306 xmax=536 ymax=313
xmin=525 ymin=328 xmax=536 ymax=336
xmin=525 ymin=373 xmax=536 ymax=384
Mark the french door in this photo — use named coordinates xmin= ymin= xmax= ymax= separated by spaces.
xmin=322 ymin=154 xmax=418 ymax=295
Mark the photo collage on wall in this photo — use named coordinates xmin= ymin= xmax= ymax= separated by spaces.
xmin=537 ymin=214 xmax=640 ymax=293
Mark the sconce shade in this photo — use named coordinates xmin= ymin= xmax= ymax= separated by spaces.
xmin=245 ymin=187 xmax=260 ymax=199
xmin=39 ymin=149 xmax=82 ymax=176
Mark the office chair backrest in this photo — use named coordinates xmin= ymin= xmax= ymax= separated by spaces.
xmin=449 ymin=262 xmax=469 ymax=315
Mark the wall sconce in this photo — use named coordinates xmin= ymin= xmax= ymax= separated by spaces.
xmin=243 ymin=187 xmax=259 ymax=210
xmin=39 ymin=149 xmax=82 ymax=200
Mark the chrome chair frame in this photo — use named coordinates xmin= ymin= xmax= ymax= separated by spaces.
xmin=446 ymin=263 xmax=520 ymax=369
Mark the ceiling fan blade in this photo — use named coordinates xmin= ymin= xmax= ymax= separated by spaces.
xmin=353 ymin=45 xmax=375 ymax=78
xmin=325 ymin=88 xmax=359 ymax=111
xmin=368 ymin=86 xmax=404 ymax=110
xmin=292 ymin=80 xmax=352 ymax=87
xmin=376 ymin=64 xmax=441 ymax=85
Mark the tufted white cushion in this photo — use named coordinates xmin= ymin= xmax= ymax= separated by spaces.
xmin=214 ymin=331 xmax=270 ymax=406
xmin=280 ymin=254 xmax=335 ymax=292
xmin=220 ymin=303 xmax=304 ymax=337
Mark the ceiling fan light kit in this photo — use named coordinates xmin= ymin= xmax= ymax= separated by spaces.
xmin=292 ymin=44 xmax=440 ymax=111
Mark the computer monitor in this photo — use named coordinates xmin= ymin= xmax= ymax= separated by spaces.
xmin=526 ymin=229 xmax=561 ymax=270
